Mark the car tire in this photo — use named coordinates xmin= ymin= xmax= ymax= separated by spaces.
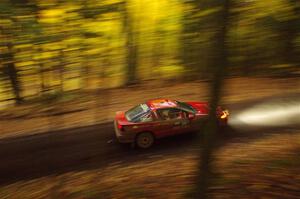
xmin=135 ymin=132 xmax=154 ymax=149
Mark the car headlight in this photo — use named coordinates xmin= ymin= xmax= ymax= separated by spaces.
xmin=220 ymin=110 xmax=229 ymax=119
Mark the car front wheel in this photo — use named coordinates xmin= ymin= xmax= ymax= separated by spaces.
xmin=135 ymin=132 xmax=154 ymax=149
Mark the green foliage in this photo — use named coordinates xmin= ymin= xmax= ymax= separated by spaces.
xmin=0 ymin=0 xmax=300 ymax=106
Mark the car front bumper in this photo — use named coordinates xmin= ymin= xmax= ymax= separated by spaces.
xmin=218 ymin=118 xmax=228 ymax=126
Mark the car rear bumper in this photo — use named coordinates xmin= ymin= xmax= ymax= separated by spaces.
xmin=114 ymin=120 xmax=135 ymax=143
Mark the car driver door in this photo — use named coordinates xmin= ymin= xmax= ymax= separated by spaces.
xmin=168 ymin=108 xmax=191 ymax=134
xmin=155 ymin=108 xmax=191 ymax=137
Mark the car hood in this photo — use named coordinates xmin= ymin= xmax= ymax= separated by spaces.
xmin=186 ymin=102 xmax=209 ymax=114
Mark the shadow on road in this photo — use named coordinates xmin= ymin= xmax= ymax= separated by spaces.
xmin=0 ymin=122 xmax=298 ymax=186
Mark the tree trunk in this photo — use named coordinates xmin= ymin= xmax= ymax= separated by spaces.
xmin=123 ymin=1 xmax=138 ymax=85
xmin=195 ymin=0 xmax=231 ymax=198
xmin=58 ymin=49 xmax=65 ymax=92
xmin=6 ymin=62 xmax=23 ymax=104
xmin=280 ymin=0 xmax=300 ymax=67
xmin=39 ymin=63 xmax=46 ymax=94
xmin=2 ymin=43 xmax=23 ymax=104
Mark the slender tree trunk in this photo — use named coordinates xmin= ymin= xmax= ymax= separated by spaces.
xmin=81 ymin=57 xmax=91 ymax=90
xmin=152 ymin=27 xmax=160 ymax=77
xmin=280 ymin=0 xmax=300 ymax=67
xmin=6 ymin=62 xmax=22 ymax=104
xmin=3 ymin=43 xmax=23 ymax=104
xmin=195 ymin=0 xmax=231 ymax=198
xmin=58 ymin=49 xmax=65 ymax=92
xmin=39 ymin=63 xmax=46 ymax=94
xmin=37 ymin=45 xmax=46 ymax=94
xmin=123 ymin=1 xmax=138 ymax=85
xmin=181 ymin=0 xmax=206 ymax=80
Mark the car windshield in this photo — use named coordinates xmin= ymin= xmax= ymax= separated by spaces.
xmin=176 ymin=101 xmax=196 ymax=113
xmin=125 ymin=103 xmax=151 ymax=122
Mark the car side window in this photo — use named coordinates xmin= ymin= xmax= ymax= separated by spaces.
xmin=157 ymin=109 xmax=169 ymax=120
xmin=138 ymin=112 xmax=153 ymax=122
xmin=157 ymin=108 xmax=185 ymax=120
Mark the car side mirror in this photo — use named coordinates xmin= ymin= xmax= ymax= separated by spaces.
xmin=188 ymin=113 xmax=195 ymax=120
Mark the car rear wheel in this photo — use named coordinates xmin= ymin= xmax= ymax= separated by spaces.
xmin=136 ymin=132 xmax=154 ymax=149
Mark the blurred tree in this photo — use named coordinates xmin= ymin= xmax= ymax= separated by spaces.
xmin=233 ymin=0 xmax=300 ymax=75
xmin=0 ymin=1 xmax=23 ymax=104
xmin=181 ymin=0 xmax=224 ymax=80
xmin=194 ymin=0 xmax=231 ymax=198
xmin=0 ymin=0 xmax=299 ymax=108
xmin=31 ymin=2 xmax=49 ymax=94
xmin=122 ymin=0 xmax=139 ymax=85
xmin=181 ymin=0 xmax=203 ymax=80
xmin=11 ymin=0 xmax=29 ymax=4
xmin=0 ymin=42 xmax=23 ymax=104
xmin=151 ymin=20 xmax=164 ymax=78
xmin=252 ymin=0 xmax=300 ymax=69
xmin=277 ymin=0 xmax=300 ymax=67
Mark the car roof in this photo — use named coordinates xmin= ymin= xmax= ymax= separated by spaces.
xmin=147 ymin=99 xmax=178 ymax=110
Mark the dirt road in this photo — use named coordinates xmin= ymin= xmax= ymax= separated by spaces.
xmin=0 ymin=92 xmax=299 ymax=188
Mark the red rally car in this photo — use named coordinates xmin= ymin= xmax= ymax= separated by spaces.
xmin=114 ymin=99 xmax=229 ymax=148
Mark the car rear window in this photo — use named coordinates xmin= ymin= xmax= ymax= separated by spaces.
xmin=125 ymin=104 xmax=151 ymax=122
